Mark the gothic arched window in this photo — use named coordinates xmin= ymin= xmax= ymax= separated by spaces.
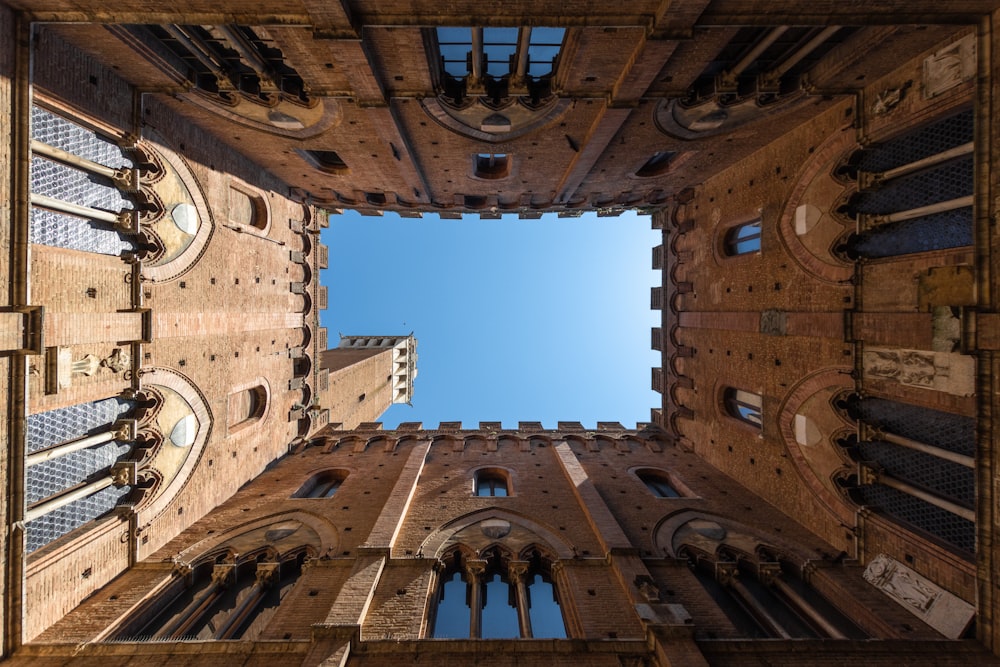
xmin=116 ymin=551 xmax=307 ymax=641
xmin=429 ymin=549 xmax=567 ymax=639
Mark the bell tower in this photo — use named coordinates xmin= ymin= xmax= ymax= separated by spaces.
xmin=315 ymin=334 xmax=418 ymax=430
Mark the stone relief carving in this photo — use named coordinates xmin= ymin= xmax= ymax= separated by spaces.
xmin=760 ymin=309 xmax=787 ymax=336
xmin=864 ymin=555 xmax=937 ymax=611
xmin=870 ymin=81 xmax=910 ymax=117
xmin=863 ymin=347 xmax=975 ymax=396
xmin=923 ymin=34 xmax=976 ymax=99
xmin=863 ymin=553 xmax=974 ymax=638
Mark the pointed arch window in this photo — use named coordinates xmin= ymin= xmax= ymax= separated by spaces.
xmin=429 ymin=549 xmax=567 ymax=639
xmin=723 ymin=219 xmax=762 ymax=256
xmin=724 ymin=388 xmax=762 ymax=428
xmin=115 ymin=552 xmax=307 ymax=641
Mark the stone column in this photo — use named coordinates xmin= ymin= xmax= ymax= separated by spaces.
xmin=508 ymin=560 xmax=531 ymax=638
xmin=465 ymin=559 xmax=487 ymax=639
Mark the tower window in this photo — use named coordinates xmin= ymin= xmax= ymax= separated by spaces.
xmin=434 ymin=27 xmax=565 ymax=103
xmin=293 ymin=470 xmax=347 ymax=498
xmin=474 ymin=470 xmax=510 ymax=497
xmin=723 ymin=219 xmax=762 ymax=256
xmin=227 ymin=384 xmax=268 ymax=432
xmin=636 ymin=151 xmax=676 ymax=177
xmin=475 ymin=153 xmax=510 ymax=179
xmin=301 ymin=149 xmax=348 ymax=174
xmin=430 ymin=549 xmax=567 ymax=639
xmin=636 ymin=470 xmax=681 ymax=498
xmin=724 ymin=388 xmax=763 ymax=428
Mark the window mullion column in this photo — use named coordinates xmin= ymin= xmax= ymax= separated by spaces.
xmin=470 ymin=28 xmax=484 ymax=86
xmin=214 ymin=562 xmax=279 ymax=639
xmin=861 ymin=464 xmax=975 ymax=521
xmin=717 ymin=563 xmax=792 ymax=639
xmin=466 ymin=559 xmax=487 ymax=638
xmin=155 ymin=564 xmax=233 ymax=639
xmin=508 ymin=561 xmax=532 ymax=638
xmin=867 ymin=425 xmax=974 ymax=469
xmin=24 ymin=458 xmax=134 ymax=522
xmin=512 ymin=28 xmax=531 ymax=87
xmin=761 ymin=565 xmax=848 ymax=640
xmin=26 ymin=419 xmax=135 ymax=467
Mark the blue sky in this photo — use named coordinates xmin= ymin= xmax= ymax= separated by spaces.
xmin=319 ymin=209 xmax=661 ymax=430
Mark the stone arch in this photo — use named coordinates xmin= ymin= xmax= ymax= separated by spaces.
xmin=774 ymin=123 xmax=857 ymax=284
xmin=774 ymin=368 xmax=857 ymax=527
xmin=420 ymin=508 xmax=575 ymax=561
xmin=135 ymin=368 xmax=213 ymax=523
xmin=654 ymin=510 xmax=814 ymax=568
xmin=174 ymin=510 xmax=338 ymax=567
xmin=138 ymin=135 xmax=216 ymax=283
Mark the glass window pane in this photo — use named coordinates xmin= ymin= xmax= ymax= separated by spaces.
xmin=736 ymin=222 xmax=761 ymax=240
xmin=481 ymin=574 xmax=519 ymax=638
xmin=737 ymin=405 xmax=762 ymax=425
xmin=734 ymin=390 xmax=762 ymax=408
xmin=432 ymin=572 xmax=470 ymax=638
xmin=483 ymin=27 xmax=518 ymax=44
xmin=528 ymin=45 xmax=561 ymax=61
xmin=439 ymin=44 xmax=470 ymax=61
xmin=436 ymin=27 xmax=471 ymax=44
xmin=733 ymin=238 xmax=760 ymax=254
xmin=529 ymin=27 xmax=566 ymax=45
xmin=527 ymin=574 xmax=566 ymax=638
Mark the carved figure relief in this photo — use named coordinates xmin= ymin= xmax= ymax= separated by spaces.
xmin=863 ymin=347 xmax=975 ymax=396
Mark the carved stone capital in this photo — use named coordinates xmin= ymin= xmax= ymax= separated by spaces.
xmin=211 ymin=563 xmax=236 ymax=586
xmin=757 ymin=562 xmax=782 ymax=586
xmin=507 ymin=560 xmax=530 ymax=584
xmin=465 ymin=559 xmax=488 ymax=581
xmin=715 ymin=562 xmax=739 ymax=587
xmin=255 ymin=562 xmax=281 ymax=587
